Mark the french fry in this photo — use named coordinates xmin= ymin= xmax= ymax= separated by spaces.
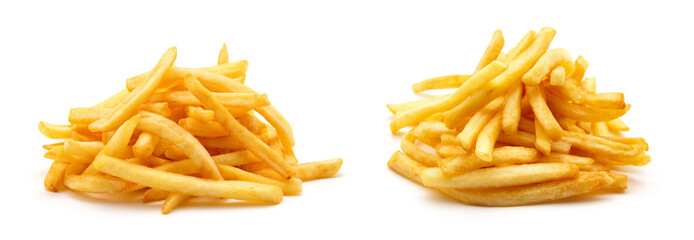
xmin=143 ymin=188 xmax=169 ymax=203
xmin=133 ymin=132 xmax=159 ymax=159
xmin=63 ymin=174 xmax=131 ymax=193
xmin=504 ymin=30 xmax=536 ymax=63
xmin=422 ymin=163 xmax=578 ymax=189
xmin=185 ymin=106 xmax=215 ymax=121
xmin=606 ymin=118 xmax=630 ymax=132
xmin=475 ymin=111 xmax=502 ymax=161
xmin=497 ymin=131 xmax=571 ymax=154
xmin=534 ymin=118 xmax=552 ymax=156
xmin=161 ymin=193 xmax=192 ymax=214
xmin=44 ymin=161 xmax=69 ymax=192
xmin=93 ymin=154 xmax=283 ymax=204
xmin=218 ymin=43 xmax=229 ymax=65
xmin=474 ymin=29 xmax=505 ymax=73
xmin=387 ymin=151 xmax=426 ymax=185
xmin=525 ymin=85 xmax=563 ymax=140
xmin=549 ymin=66 xmax=565 ymax=86
xmin=412 ymin=75 xmax=471 ymax=93
xmin=438 ymin=171 xmax=614 ymax=206
xmin=293 ymin=158 xmax=343 ymax=181
xmin=401 ymin=131 xmax=440 ymax=167
xmin=387 ymin=94 xmax=448 ymax=115
xmin=62 ymin=139 xmax=104 ymax=158
xmin=501 ymin=82 xmax=523 ymax=134
xmin=437 ymin=146 xmax=538 ymax=174
xmin=38 ymin=122 xmax=71 ymax=139
xmin=457 ymin=97 xmax=505 ymax=150
xmin=179 ymin=117 xmax=229 ymax=137
xmin=218 ymin=165 xmax=302 ymax=195
xmin=569 ymin=55 xmax=589 ymax=83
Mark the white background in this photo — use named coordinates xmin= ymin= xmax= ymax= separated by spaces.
xmin=1 ymin=0 xmax=692 ymax=239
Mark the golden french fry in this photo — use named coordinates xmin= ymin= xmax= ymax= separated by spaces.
xmin=183 ymin=74 xmax=292 ymax=178
xmin=412 ymin=75 xmax=471 ymax=93
xmin=390 ymin=61 xmax=507 ymax=133
xmin=562 ymin=131 xmax=643 ymax=158
xmin=497 ymin=131 xmax=571 ymax=154
xmin=126 ymin=60 xmax=248 ymax=91
xmin=62 ymin=139 xmax=104 ymax=158
xmin=437 ymin=171 xmax=614 ymax=206
xmin=218 ymin=165 xmax=302 ymax=195
xmin=549 ymin=66 xmax=565 ymax=86
xmin=582 ymin=77 xmax=596 ymax=92
xmin=438 ymin=146 xmax=538 ymax=174
xmin=133 ymin=132 xmax=159 ymax=159
xmin=538 ymin=153 xmax=594 ymax=165
xmin=185 ymin=106 xmax=215 ymax=121
xmin=38 ymin=122 xmax=71 ymax=139
xmin=422 ymin=162 xmax=578 ymax=189
xmin=44 ymin=161 xmax=69 ymax=192
xmin=387 ymin=94 xmax=448 ymax=115
xmin=584 ymin=92 xmax=626 ymax=109
xmin=522 ymin=48 xmax=574 ymax=86
xmin=475 ymin=111 xmax=502 ymax=161
xmin=525 ymin=85 xmax=563 ymax=140
xmin=501 ymin=82 xmax=523 ymax=134
xmin=387 ymin=151 xmax=426 ymax=185
xmin=89 ymin=47 xmax=176 ymax=132
xmin=591 ymin=122 xmax=611 ymax=137
xmin=607 ymin=173 xmax=628 ymax=190
xmin=93 ymin=154 xmax=283 ymax=204
xmin=474 ymin=30 xmax=505 ymax=73
xmin=218 ymin=43 xmax=229 ymax=65
xmin=434 ymin=144 xmax=466 ymax=158
xmin=534 ymin=118 xmax=552 ymax=156
xmin=293 ymin=158 xmax=343 ymax=181
xmin=401 ymin=131 xmax=440 ymax=167
xmin=42 ymin=142 xmax=64 ymax=151
xmin=44 ymin=146 xmax=93 ymax=164
xmin=153 ymin=91 xmax=270 ymax=109
xmin=143 ymin=188 xmax=169 ymax=203
xmin=606 ymin=118 xmax=629 ymax=132
xmin=161 ymin=193 xmax=192 ymax=214
xmin=569 ymin=55 xmax=589 ymax=83
xmin=504 ymin=30 xmax=536 ymax=63
xmin=63 ymin=174 xmax=131 ymax=193
xmin=413 ymin=122 xmax=456 ymax=147
xmin=178 ymin=117 xmax=229 ymax=137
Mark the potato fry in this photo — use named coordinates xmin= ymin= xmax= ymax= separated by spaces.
xmin=538 ymin=153 xmax=594 ymax=165
xmin=387 ymin=94 xmax=448 ymax=115
xmin=218 ymin=165 xmax=302 ymax=195
xmin=438 ymin=171 xmax=614 ymax=206
xmin=437 ymin=146 xmax=538 ymax=174
xmin=63 ymin=174 xmax=131 ymax=193
xmin=63 ymin=139 xmax=104 ymax=158
xmin=44 ymin=161 xmax=69 ymax=192
xmin=504 ymin=30 xmax=536 ymax=63
xmin=534 ymin=118 xmax=552 ymax=156
xmin=218 ymin=43 xmax=229 ymax=65
xmin=93 ymin=154 xmax=282 ymax=204
xmin=526 ymin=85 xmax=563 ymax=140
xmin=475 ymin=111 xmax=502 ymax=161
xmin=388 ymin=151 xmax=426 ymax=185
xmin=569 ymin=55 xmax=589 ymax=83
xmin=38 ymin=122 xmax=71 ymax=139
xmin=412 ymin=75 xmax=471 ymax=93
xmin=549 ymin=66 xmax=565 ymax=86
xmin=422 ymin=163 xmax=578 ymax=189
xmin=501 ymin=82 xmax=523 ymax=134
xmin=153 ymin=91 xmax=270 ymax=109
xmin=161 ymin=193 xmax=192 ymax=214
xmin=497 ymin=131 xmax=571 ymax=154
xmin=185 ymin=106 xmax=215 ymax=121
xmin=179 ymin=117 xmax=229 ymax=137
xmin=434 ymin=144 xmax=466 ymax=158
xmin=133 ymin=132 xmax=159 ymax=159
xmin=457 ymin=97 xmax=505 ymax=150
xmin=474 ymin=30 xmax=505 ymax=73
xmin=606 ymin=118 xmax=629 ymax=132
xmin=293 ymin=158 xmax=343 ymax=181
xmin=143 ymin=188 xmax=169 ymax=203
xmin=401 ymin=131 xmax=440 ymax=167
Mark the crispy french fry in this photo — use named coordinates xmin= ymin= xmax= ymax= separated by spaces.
xmin=161 ymin=193 xmax=192 ymax=214
xmin=218 ymin=43 xmax=229 ymax=65
xmin=185 ymin=106 xmax=215 ymax=121
xmin=569 ymin=55 xmax=589 ymax=83
xmin=501 ymin=82 xmax=523 ymax=135
xmin=133 ymin=132 xmax=159 ymax=159
xmin=387 ymin=151 xmax=426 ymax=185
xmin=475 ymin=111 xmax=502 ymax=161
xmin=401 ymin=131 xmax=440 ymax=167
xmin=438 ymin=146 xmax=538 ymax=174
xmin=422 ymin=162 xmax=578 ymax=189
xmin=437 ymin=171 xmax=614 ymax=206
xmin=591 ymin=122 xmax=611 ymax=137
xmin=143 ymin=188 xmax=169 ymax=203
xmin=44 ymin=161 xmax=69 ymax=192
xmin=38 ymin=122 xmax=71 ymax=139
xmin=435 ymin=144 xmax=466 ymax=158
xmin=218 ymin=165 xmax=302 ymax=195
xmin=153 ymin=91 xmax=270 ymax=109
xmin=93 ymin=154 xmax=283 ymax=204
xmin=534 ymin=118 xmax=552 ymax=156
xmin=497 ymin=131 xmax=571 ymax=154
xmin=62 ymin=139 xmax=104 ymax=158
xmin=178 ymin=117 xmax=229 ymax=137
xmin=293 ymin=158 xmax=343 ymax=181
xmin=474 ymin=30 xmax=505 ymax=73
xmin=549 ymin=66 xmax=565 ymax=86
xmin=606 ymin=118 xmax=629 ymax=132
xmin=525 ymin=85 xmax=563 ymax=140
xmin=412 ymin=75 xmax=471 ymax=93
xmin=457 ymin=97 xmax=505 ymax=150
xmin=504 ymin=30 xmax=536 ymax=63
xmin=538 ymin=153 xmax=594 ymax=165
xmin=63 ymin=174 xmax=131 ymax=193
xmin=387 ymin=94 xmax=448 ymax=115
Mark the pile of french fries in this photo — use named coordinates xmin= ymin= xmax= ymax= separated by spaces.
xmin=387 ymin=27 xmax=649 ymax=206
xmin=39 ymin=44 xmax=342 ymax=214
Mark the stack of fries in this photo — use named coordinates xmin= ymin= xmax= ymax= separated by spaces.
xmin=387 ymin=27 xmax=649 ymax=206
xmin=39 ymin=44 xmax=342 ymax=214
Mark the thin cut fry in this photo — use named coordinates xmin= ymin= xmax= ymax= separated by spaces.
xmin=292 ymin=158 xmax=343 ymax=181
xmin=474 ymin=29 xmax=505 ymax=73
